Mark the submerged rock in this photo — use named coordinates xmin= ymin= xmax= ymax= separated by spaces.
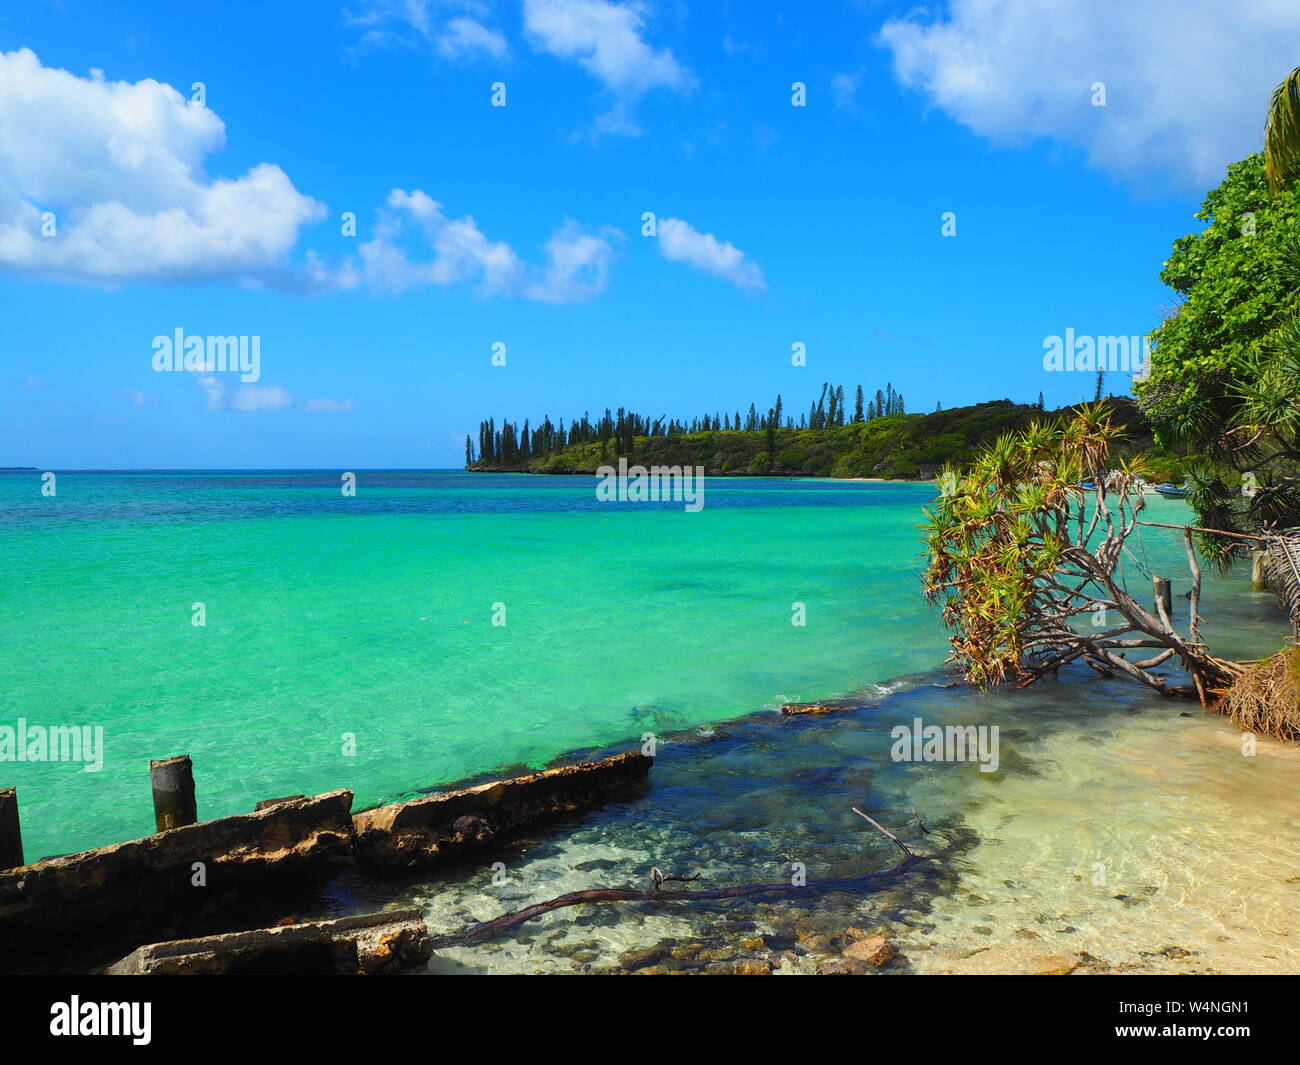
xmin=619 ymin=945 xmax=670 ymax=971
xmin=843 ymin=936 xmax=895 ymax=967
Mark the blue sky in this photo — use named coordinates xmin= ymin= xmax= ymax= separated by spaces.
xmin=3 ymin=0 xmax=1298 ymax=468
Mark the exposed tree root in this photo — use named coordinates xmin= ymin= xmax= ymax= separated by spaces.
xmin=1215 ymin=645 xmax=1300 ymax=741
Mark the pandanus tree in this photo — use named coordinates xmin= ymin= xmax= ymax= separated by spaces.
xmin=922 ymin=405 xmax=1245 ymax=703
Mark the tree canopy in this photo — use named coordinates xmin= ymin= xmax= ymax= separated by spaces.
xmin=1137 ymin=153 xmax=1300 ymax=553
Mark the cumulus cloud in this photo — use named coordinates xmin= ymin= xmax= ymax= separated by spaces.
xmin=311 ymin=189 xmax=617 ymax=301
xmin=0 ymin=47 xmax=619 ymax=300
xmin=877 ymin=0 xmax=1300 ymax=189
xmin=524 ymin=219 xmax=620 ymax=302
xmin=523 ymin=0 xmax=693 ymax=134
xmin=361 ymin=188 xmax=524 ymax=294
xmin=0 ymin=49 xmax=323 ymax=285
xmin=655 ymin=216 xmax=764 ymax=291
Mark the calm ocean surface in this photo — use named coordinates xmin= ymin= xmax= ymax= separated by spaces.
xmin=3 ymin=470 xmax=955 ymax=858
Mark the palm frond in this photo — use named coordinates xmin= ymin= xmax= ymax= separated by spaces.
xmin=1265 ymin=65 xmax=1300 ymax=192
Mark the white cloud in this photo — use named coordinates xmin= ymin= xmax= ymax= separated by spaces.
xmin=0 ymin=47 xmax=621 ymax=300
xmin=196 ymin=375 xmax=293 ymax=413
xmin=877 ymin=0 xmax=1300 ymax=189
xmin=337 ymin=188 xmax=523 ymax=295
xmin=346 ymin=2 xmax=509 ymax=62
xmin=302 ymin=396 xmax=356 ymax=412
xmin=524 ymin=219 xmax=619 ymax=302
xmin=0 ymin=49 xmax=323 ymax=284
xmin=118 ymin=388 xmax=150 ymax=407
xmin=438 ymin=16 xmax=509 ymax=60
xmin=523 ymin=0 xmax=693 ymax=133
xmin=197 ymin=374 xmax=227 ymax=411
xmin=348 ymin=2 xmax=689 ymax=134
xmin=230 ymin=384 xmax=294 ymax=412
xmin=655 ymin=216 xmax=764 ymax=291
xmin=313 ymin=189 xmax=617 ymax=301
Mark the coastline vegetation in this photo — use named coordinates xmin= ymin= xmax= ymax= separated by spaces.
xmin=1136 ymin=152 xmax=1300 ymax=564
xmin=918 ymin=68 xmax=1300 ymax=737
xmin=922 ymin=404 xmax=1244 ymax=702
xmin=467 ymin=392 xmax=1188 ymax=481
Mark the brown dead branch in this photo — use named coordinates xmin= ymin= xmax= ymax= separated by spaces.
xmin=426 ymin=810 xmax=932 ymax=949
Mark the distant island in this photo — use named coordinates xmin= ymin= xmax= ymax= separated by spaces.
xmin=466 ymin=388 xmax=1185 ymax=481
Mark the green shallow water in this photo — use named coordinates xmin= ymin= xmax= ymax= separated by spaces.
xmin=2 ymin=470 xmax=961 ymax=859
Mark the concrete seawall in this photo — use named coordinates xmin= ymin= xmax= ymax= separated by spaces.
xmin=354 ymin=751 xmax=654 ymax=867
xmin=0 ymin=751 xmax=652 ymax=971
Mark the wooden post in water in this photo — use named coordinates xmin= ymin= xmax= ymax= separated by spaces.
xmin=1251 ymin=549 xmax=1267 ymax=591
xmin=0 ymin=787 xmax=22 ymax=869
xmin=1153 ymin=576 xmax=1173 ymax=620
xmin=150 ymin=755 xmax=197 ymax=832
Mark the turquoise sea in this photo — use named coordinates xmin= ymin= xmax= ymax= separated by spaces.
xmin=2 ymin=470 xmax=957 ymax=859
xmin=5 ymin=469 xmax=1297 ymax=975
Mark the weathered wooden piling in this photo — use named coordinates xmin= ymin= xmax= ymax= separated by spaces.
xmin=1252 ymin=549 xmax=1267 ymax=591
xmin=0 ymin=787 xmax=22 ymax=870
xmin=1153 ymin=576 xmax=1173 ymax=619
xmin=150 ymin=755 xmax=197 ymax=832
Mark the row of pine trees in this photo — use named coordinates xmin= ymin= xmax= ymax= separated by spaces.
xmin=469 ymin=382 xmax=908 ymax=466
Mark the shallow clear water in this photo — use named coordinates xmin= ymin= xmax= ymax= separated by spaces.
xmin=329 ymin=658 xmax=1299 ymax=976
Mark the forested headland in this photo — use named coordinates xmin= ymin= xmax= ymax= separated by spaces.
xmin=466 ymin=384 xmax=1184 ymax=480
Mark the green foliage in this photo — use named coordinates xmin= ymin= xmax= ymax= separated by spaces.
xmin=1139 ymin=154 xmax=1300 ymax=454
xmin=923 ymin=406 xmax=1150 ymax=688
xmin=469 ymin=397 xmax=1165 ymax=481
xmin=1138 ymin=152 xmax=1300 ymax=542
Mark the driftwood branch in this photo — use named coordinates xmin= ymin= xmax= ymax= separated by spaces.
xmin=1138 ymin=520 xmax=1270 ymax=542
xmin=850 ymin=806 xmax=915 ymax=858
xmin=427 ymin=810 xmax=931 ymax=950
